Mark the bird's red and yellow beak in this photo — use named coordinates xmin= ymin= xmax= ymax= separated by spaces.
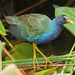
xmin=66 ymin=18 xmax=74 ymax=24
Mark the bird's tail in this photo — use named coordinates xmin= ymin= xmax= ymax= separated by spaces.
xmin=5 ymin=16 xmax=19 ymax=25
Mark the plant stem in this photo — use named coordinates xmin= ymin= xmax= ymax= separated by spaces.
xmin=0 ymin=42 xmax=5 ymax=75
xmin=70 ymin=62 xmax=75 ymax=75
xmin=69 ymin=42 xmax=75 ymax=54
xmin=1 ymin=34 xmax=13 ymax=48
xmin=61 ymin=42 xmax=75 ymax=74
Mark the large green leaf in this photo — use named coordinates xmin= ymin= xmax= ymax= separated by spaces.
xmin=55 ymin=7 xmax=75 ymax=36
xmin=5 ymin=43 xmax=41 ymax=60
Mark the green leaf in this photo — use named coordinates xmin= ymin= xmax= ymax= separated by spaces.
xmin=0 ymin=42 xmax=5 ymax=74
xmin=34 ymin=67 xmax=58 ymax=75
xmin=0 ymin=20 xmax=6 ymax=35
xmin=55 ymin=7 xmax=75 ymax=36
xmin=5 ymin=43 xmax=41 ymax=60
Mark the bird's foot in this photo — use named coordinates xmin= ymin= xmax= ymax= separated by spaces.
xmin=44 ymin=55 xmax=54 ymax=69
xmin=48 ymin=55 xmax=54 ymax=59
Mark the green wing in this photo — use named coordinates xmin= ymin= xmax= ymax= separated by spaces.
xmin=19 ymin=13 xmax=51 ymax=39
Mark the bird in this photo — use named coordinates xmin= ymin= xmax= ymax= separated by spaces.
xmin=5 ymin=13 xmax=73 ymax=68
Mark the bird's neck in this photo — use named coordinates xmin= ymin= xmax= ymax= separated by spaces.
xmin=52 ymin=18 xmax=63 ymax=30
xmin=50 ymin=18 xmax=63 ymax=28
xmin=54 ymin=18 xmax=63 ymax=26
xmin=50 ymin=18 xmax=63 ymax=34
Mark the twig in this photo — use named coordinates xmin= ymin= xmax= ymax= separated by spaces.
xmin=17 ymin=63 xmax=75 ymax=68
xmin=65 ymin=0 xmax=74 ymax=6
xmin=3 ymin=46 xmax=14 ymax=61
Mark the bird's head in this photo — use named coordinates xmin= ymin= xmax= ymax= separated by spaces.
xmin=56 ymin=15 xmax=74 ymax=25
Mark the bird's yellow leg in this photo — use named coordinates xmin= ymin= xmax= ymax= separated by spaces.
xmin=33 ymin=43 xmax=39 ymax=68
xmin=33 ymin=43 xmax=52 ymax=68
